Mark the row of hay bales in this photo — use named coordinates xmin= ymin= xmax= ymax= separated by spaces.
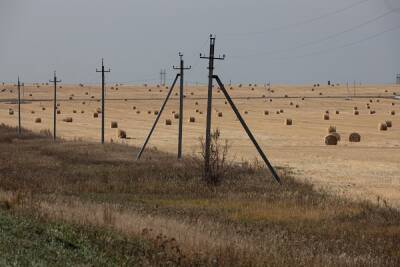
xmin=325 ymin=126 xmax=361 ymax=145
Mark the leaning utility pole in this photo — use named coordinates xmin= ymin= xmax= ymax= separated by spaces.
xmin=200 ymin=35 xmax=225 ymax=182
xmin=17 ymin=76 xmax=22 ymax=135
xmin=200 ymin=34 xmax=281 ymax=184
xmin=49 ymin=71 xmax=61 ymax=140
xmin=173 ymin=53 xmax=191 ymax=159
xmin=96 ymin=59 xmax=111 ymax=144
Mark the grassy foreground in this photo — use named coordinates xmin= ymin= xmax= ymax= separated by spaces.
xmin=0 ymin=124 xmax=399 ymax=266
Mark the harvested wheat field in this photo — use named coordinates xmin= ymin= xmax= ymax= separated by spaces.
xmin=1 ymin=83 xmax=399 ymax=207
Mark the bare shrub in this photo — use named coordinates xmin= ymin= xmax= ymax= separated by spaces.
xmin=199 ymin=129 xmax=231 ymax=185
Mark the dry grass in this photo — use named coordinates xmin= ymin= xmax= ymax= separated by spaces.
xmin=0 ymin=124 xmax=399 ymax=266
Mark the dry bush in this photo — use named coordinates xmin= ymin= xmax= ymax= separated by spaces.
xmin=324 ymin=114 xmax=330 ymax=120
xmin=35 ymin=118 xmax=42 ymax=123
xmin=385 ymin=121 xmax=392 ymax=128
xmin=93 ymin=112 xmax=98 ymax=118
xmin=189 ymin=117 xmax=195 ymax=123
xmin=285 ymin=118 xmax=292 ymax=126
xmin=199 ymin=129 xmax=231 ymax=185
xmin=165 ymin=119 xmax=172 ymax=126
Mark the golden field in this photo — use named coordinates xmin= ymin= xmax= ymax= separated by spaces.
xmin=1 ymin=82 xmax=399 ymax=207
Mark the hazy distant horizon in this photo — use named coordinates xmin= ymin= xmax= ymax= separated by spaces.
xmin=1 ymin=0 xmax=399 ymax=85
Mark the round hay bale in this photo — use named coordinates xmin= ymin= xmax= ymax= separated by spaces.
xmin=93 ymin=112 xmax=98 ymax=118
xmin=386 ymin=120 xmax=392 ymax=128
xmin=354 ymin=110 xmax=359 ymax=115
xmin=35 ymin=118 xmax=41 ymax=123
xmin=218 ymin=112 xmax=223 ymax=117
xmin=324 ymin=114 xmax=330 ymax=120
xmin=110 ymin=121 xmax=118 ymax=128
xmin=189 ymin=117 xmax=195 ymax=123
xmin=174 ymin=113 xmax=179 ymax=119
xmin=325 ymin=134 xmax=338 ymax=145
xmin=117 ymin=129 xmax=127 ymax=139
xmin=165 ymin=119 xmax=172 ymax=125
xmin=285 ymin=118 xmax=292 ymax=126
xmin=63 ymin=117 xmax=73 ymax=123
xmin=264 ymin=110 xmax=269 ymax=115
xmin=349 ymin=133 xmax=361 ymax=143
xmin=379 ymin=123 xmax=387 ymax=131
xmin=330 ymin=132 xmax=341 ymax=142
xmin=328 ymin=125 xmax=336 ymax=133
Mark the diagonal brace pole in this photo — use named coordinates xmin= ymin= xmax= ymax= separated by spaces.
xmin=136 ymin=74 xmax=180 ymax=160
xmin=214 ymin=75 xmax=281 ymax=184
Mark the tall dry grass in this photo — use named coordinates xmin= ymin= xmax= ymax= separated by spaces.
xmin=0 ymin=124 xmax=399 ymax=266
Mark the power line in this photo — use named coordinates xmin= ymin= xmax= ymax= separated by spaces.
xmin=267 ymin=24 xmax=400 ymax=61
xmin=232 ymin=10 xmax=394 ymax=59
xmin=224 ymin=0 xmax=373 ymax=38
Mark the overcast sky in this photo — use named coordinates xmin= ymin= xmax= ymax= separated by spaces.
xmin=1 ymin=0 xmax=399 ymax=85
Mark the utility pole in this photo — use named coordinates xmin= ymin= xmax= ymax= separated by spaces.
xmin=200 ymin=35 xmax=225 ymax=182
xmin=96 ymin=59 xmax=111 ymax=144
xmin=173 ymin=53 xmax=191 ymax=159
xmin=49 ymin=71 xmax=61 ymax=140
xmin=17 ymin=76 xmax=22 ymax=136
xmin=199 ymin=34 xmax=281 ymax=184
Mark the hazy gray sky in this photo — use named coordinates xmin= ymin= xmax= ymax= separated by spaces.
xmin=1 ymin=0 xmax=399 ymax=85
